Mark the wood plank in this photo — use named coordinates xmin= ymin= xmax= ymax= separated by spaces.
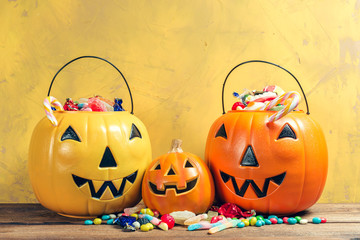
xmin=0 ymin=203 xmax=360 ymax=239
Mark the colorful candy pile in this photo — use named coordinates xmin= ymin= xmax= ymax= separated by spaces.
xmin=43 ymin=95 xmax=125 ymax=126
xmin=62 ymin=95 xmax=124 ymax=112
xmin=82 ymin=202 xmax=327 ymax=234
xmin=232 ymin=85 xmax=301 ymax=122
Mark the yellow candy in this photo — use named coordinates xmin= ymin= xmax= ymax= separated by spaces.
xmin=242 ymin=219 xmax=250 ymax=227
xmin=130 ymin=213 xmax=138 ymax=219
xmin=145 ymin=208 xmax=154 ymax=216
xmin=93 ymin=218 xmax=102 ymax=225
xmin=250 ymin=217 xmax=257 ymax=226
xmin=147 ymin=223 xmax=154 ymax=230
xmin=140 ymin=223 xmax=153 ymax=232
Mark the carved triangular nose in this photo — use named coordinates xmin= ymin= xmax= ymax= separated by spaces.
xmin=99 ymin=147 xmax=117 ymax=168
xmin=240 ymin=146 xmax=259 ymax=167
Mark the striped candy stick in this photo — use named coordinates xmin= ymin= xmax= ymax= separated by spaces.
xmin=44 ymin=96 xmax=64 ymax=126
xmin=264 ymin=91 xmax=300 ymax=122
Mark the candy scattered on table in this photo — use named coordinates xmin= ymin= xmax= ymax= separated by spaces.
xmin=80 ymin=200 xmax=327 ymax=234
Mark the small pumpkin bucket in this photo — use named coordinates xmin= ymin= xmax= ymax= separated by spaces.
xmin=28 ymin=56 xmax=152 ymax=218
xmin=205 ymin=60 xmax=328 ymax=215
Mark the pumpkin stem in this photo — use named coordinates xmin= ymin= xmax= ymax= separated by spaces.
xmin=169 ymin=139 xmax=183 ymax=153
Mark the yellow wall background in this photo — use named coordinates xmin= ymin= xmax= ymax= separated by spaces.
xmin=1 ymin=0 xmax=359 ymax=203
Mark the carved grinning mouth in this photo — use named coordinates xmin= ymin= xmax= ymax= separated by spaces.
xmin=220 ymin=171 xmax=286 ymax=198
xmin=72 ymin=170 xmax=138 ymax=200
xmin=149 ymin=178 xmax=198 ymax=195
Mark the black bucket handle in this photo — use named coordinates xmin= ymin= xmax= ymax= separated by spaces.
xmin=47 ymin=56 xmax=134 ymax=114
xmin=221 ymin=60 xmax=309 ymax=115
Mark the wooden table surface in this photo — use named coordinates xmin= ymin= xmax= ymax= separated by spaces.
xmin=0 ymin=203 xmax=360 ymax=239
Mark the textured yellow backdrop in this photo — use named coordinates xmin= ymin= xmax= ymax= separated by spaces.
xmin=1 ymin=0 xmax=359 ymax=203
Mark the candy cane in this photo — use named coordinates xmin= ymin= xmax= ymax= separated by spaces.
xmin=44 ymin=96 xmax=64 ymax=126
xmin=263 ymin=91 xmax=300 ymax=122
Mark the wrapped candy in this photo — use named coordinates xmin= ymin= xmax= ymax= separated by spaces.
xmin=114 ymin=98 xmax=125 ymax=111
xmin=218 ymin=203 xmax=254 ymax=218
xmin=64 ymin=98 xmax=78 ymax=111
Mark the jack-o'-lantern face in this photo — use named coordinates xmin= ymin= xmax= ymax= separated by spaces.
xmin=205 ymin=111 xmax=328 ymax=215
xmin=142 ymin=140 xmax=215 ymax=215
xmin=29 ymin=111 xmax=152 ymax=217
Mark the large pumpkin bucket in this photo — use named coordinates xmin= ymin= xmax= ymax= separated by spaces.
xmin=28 ymin=56 xmax=152 ymax=218
xmin=205 ymin=60 xmax=328 ymax=215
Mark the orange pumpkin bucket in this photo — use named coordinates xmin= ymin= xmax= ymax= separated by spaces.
xmin=28 ymin=56 xmax=152 ymax=218
xmin=142 ymin=139 xmax=215 ymax=215
xmin=205 ymin=60 xmax=328 ymax=215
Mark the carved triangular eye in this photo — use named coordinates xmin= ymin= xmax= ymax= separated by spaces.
xmin=130 ymin=124 xmax=142 ymax=140
xmin=278 ymin=124 xmax=297 ymax=139
xmin=154 ymin=163 xmax=161 ymax=170
xmin=61 ymin=126 xmax=81 ymax=142
xmin=184 ymin=160 xmax=193 ymax=168
xmin=215 ymin=124 xmax=227 ymax=139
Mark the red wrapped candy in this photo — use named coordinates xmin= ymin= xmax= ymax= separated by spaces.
xmin=64 ymin=98 xmax=78 ymax=111
xmin=218 ymin=203 xmax=253 ymax=218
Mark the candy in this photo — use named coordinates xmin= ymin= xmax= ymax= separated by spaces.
xmin=88 ymin=97 xmax=107 ymax=112
xmin=250 ymin=217 xmax=257 ymax=226
xmin=206 ymin=210 xmax=218 ymax=221
xmin=312 ymin=217 xmax=321 ymax=224
xmin=137 ymin=217 xmax=150 ymax=226
xmin=263 ymin=85 xmax=285 ymax=96
xmin=102 ymin=215 xmax=110 ymax=220
xmin=282 ymin=217 xmax=289 ymax=224
xmin=264 ymin=219 xmax=272 ymax=225
xmin=294 ymin=216 xmax=302 ymax=223
xmin=161 ymin=214 xmax=175 ymax=229
xmin=123 ymin=223 xmax=136 ymax=232
xmin=109 ymin=214 xmax=117 ymax=219
xmin=262 ymin=91 xmax=301 ymax=122
xmin=93 ymin=218 xmax=102 ymax=225
xmin=140 ymin=223 xmax=152 ymax=232
xmin=218 ymin=203 xmax=253 ymax=218
xmin=237 ymin=222 xmax=245 ymax=228
xmin=187 ymin=219 xmax=227 ymax=231
xmin=107 ymin=219 xmax=114 ymax=225
xmin=287 ymin=218 xmax=297 ymax=225
xmin=241 ymin=219 xmax=250 ymax=227
xmin=300 ymin=219 xmax=308 ymax=224
xmin=320 ymin=217 xmax=327 ymax=223
xmin=208 ymin=219 xmax=240 ymax=234
xmin=277 ymin=218 xmax=283 ymax=224
xmin=210 ymin=215 xmax=223 ymax=223
xmin=124 ymin=201 xmax=146 ymax=215
xmin=139 ymin=214 xmax=168 ymax=231
xmin=130 ymin=213 xmax=138 ymax=220
xmin=170 ymin=210 xmax=196 ymax=225
xmin=184 ymin=214 xmax=208 ymax=225
xmin=64 ymin=98 xmax=78 ymax=111
xmin=153 ymin=210 xmax=160 ymax=218
xmin=255 ymin=220 xmax=263 ymax=227
xmin=114 ymin=216 xmax=136 ymax=227
xmin=132 ymin=221 xmax=140 ymax=229
xmin=43 ymin=96 xmax=64 ymax=126
xmin=140 ymin=208 xmax=154 ymax=216
xmin=269 ymin=218 xmax=278 ymax=224
xmin=232 ymin=102 xmax=246 ymax=110
xmin=114 ymin=98 xmax=125 ymax=111
xmin=84 ymin=220 xmax=93 ymax=225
